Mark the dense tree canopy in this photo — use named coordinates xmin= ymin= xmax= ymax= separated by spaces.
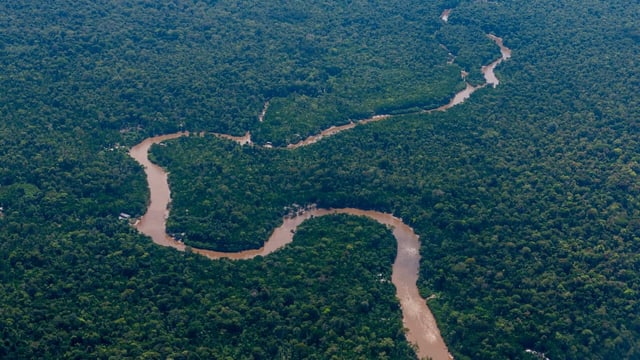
xmin=1 ymin=0 xmax=639 ymax=359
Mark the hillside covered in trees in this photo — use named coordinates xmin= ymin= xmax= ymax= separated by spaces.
xmin=1 ymin=0 xmax=639 ymax=359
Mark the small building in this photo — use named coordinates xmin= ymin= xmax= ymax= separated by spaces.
xmin=119 ymin=213 xmax=132 ymax=220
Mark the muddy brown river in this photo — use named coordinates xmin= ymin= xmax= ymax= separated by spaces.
xmin=130 ymin=136 xmax=452 ymax=359
xmin=266 ymin=34 xmax=510 ymax=148
xmin=128 ymin=28 xmax=511 ymax=360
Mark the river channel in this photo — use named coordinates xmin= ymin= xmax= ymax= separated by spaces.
xmin=130 ymin=136 xmax=453 ymax=360
xmin=282 ymin=34 xmax=509 ymax=148
xmin=129 ymin=29 xmax=511 ymax=360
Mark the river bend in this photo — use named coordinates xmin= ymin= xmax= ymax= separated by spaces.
xmin=130 ymin=136 xmax=452 ymax=359
xmin=264 ymin=34 xmax=509 ymax=148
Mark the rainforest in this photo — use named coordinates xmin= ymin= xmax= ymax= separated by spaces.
xmin=0 ymin=0 xmax=639 ymax=359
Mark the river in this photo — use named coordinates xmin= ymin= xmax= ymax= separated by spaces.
xmin=130 ymin=136 xmax=452 ymax=359
xmin=128 ymin=24 xmax=512 ymax=360
xmin=259 ymin=34 xmax=510 ymax=147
